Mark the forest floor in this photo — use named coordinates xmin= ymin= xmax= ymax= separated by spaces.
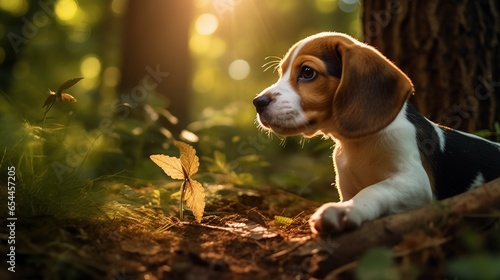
xmin=2 ymin=182 xmax=500 ymax=280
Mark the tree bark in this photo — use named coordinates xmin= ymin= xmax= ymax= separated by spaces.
xmin=361 ymin=0 xmax=500 ymax=135
xmin=308 ymin=177 xmax=500 ymax=278
xmin=119 ymin=0 xmax=193 ymax=134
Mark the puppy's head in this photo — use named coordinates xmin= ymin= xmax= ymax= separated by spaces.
xmin=253 ymin=32 xmax=414 ymax=139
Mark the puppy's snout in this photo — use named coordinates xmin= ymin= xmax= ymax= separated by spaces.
xmin=253 ymin=95 xmax=272 ymax=113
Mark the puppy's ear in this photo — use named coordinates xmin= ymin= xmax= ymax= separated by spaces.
xmin=331 ymin=36 xmax=413 ymax=139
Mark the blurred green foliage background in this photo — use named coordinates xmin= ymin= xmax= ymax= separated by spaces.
xmin=0 ymin=0 xmax=360 ymax=217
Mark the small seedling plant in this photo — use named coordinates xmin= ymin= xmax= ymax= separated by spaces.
xmin=42 ymin=77 xmax=83 ymax=126
xmin=150 ymin=141 xmax=206 ymax=222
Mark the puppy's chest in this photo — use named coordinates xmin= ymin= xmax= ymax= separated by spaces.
xmin=334 ymin=145 xmax=398 ymax=191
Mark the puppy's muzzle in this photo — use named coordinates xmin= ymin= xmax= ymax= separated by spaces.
xmin=253 ymin=95 xmax=272 ymax=113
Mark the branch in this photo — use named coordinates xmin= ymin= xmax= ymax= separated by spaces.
xmin=308 ymin=178 xmax=500 ymax=278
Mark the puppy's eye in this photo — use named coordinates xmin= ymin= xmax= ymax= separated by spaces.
xmin=298 ymin=66 xmax=317 ymax=82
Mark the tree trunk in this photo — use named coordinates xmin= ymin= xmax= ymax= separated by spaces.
xmin=362 ymin=0 xmax=500 ymax=135
xmin=119 ymin=0 xmax=193 ymax=134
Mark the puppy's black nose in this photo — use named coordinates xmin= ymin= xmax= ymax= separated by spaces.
xmin=253 ymin=96 xmax=272 ymax=113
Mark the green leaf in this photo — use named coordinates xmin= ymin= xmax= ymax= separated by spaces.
xmin=355 ymin=248 xmax=399 ymax=280
xmin=213 ymin=150 xmax=229 ymax=173
xmin=447 ymin=254 xmax=500 ymax=280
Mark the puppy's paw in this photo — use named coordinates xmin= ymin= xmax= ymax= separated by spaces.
xmin=309 ymin=201 xmax=363 ymax=235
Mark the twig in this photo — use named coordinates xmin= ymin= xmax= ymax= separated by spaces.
xmin=268 ymin=236 xmax=312 ymax=260
xmin=309 ymin=178 xmax=500 ymax=278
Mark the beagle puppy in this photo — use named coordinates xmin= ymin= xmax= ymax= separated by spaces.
xmin=253 ymin=32 xmax=500 ymax=234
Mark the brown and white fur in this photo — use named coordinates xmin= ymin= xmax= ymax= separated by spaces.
xmin=253 ymin=32 xmax=500 ymax=235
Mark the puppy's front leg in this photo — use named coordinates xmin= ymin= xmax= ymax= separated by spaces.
xmin=309 ymin=176 xmax=432 ymax=235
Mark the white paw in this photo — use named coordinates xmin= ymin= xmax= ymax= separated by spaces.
xmin=309 ymin=201 xmax=363 ymax=235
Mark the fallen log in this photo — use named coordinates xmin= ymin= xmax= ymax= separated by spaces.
xmin=309 ymin=177 xmax=500 ymax=278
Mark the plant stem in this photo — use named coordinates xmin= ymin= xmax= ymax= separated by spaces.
xmin=180 ymin=180 xmax=186 ymax=220
xmin=42 ymin=101 xmax=55 ymax=128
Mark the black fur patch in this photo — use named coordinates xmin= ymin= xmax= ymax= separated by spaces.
xmin=406 ymin=105 xmax=500 ymax=199
xmin=320 ymin=43 xmax=342 ymax=78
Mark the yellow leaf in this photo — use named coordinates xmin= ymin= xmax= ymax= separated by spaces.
xmin=175 ymin=141 xmax=199 ymax=178
xmin=150 ymin=154 xmax=185 ymax=180
xmin=274 ymin=215 xmax=293 ymax=227
xmin=184 ymin=179 xmax=205 ymax=222
xmin=59 ymin=93 xmax=77 ymax=103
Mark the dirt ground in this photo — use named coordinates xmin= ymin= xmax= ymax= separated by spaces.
xmin=1 ymin=185 xmax=322 ymax=280
xmin=2 ymin=183 xmax=499 ymax=280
